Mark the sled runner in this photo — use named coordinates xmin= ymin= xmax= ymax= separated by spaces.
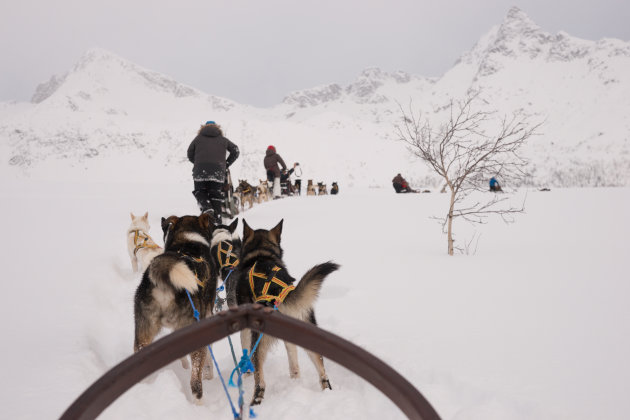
xmin=222 ymin=169 xmax=240 ymax=218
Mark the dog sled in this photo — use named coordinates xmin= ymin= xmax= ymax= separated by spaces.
xmin=222 ymin=169 xmax=240 ymax=218
xmin=60 ymin=304 xmax=441 ymax=420
xmin=277 ymin=163 xmax=301 ymax=197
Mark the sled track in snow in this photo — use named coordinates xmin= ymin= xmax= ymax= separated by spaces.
xmin=60 ymin=304 xmax=441 ymax=420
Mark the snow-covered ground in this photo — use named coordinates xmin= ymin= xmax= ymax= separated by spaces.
xmin=1 ymin=176 xmax=628 ymax=419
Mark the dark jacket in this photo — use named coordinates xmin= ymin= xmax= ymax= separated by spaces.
xmin=263 ymin=148 xmax=286 ymax=178
xmin=392 ymin=174 xmax=406 ymax=186
xmin=187 ymin=125 xmax=239 ymax=182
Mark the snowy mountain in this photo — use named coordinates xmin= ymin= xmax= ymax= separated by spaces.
xmin=1 ymin=7 xmax=629 ymax=187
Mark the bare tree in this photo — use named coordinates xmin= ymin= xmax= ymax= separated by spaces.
xmin=395 ymin=92 xmax=539 ymax=255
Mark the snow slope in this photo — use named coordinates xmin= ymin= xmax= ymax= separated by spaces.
xmin=1 ymin=178 xmax=629 ymax=419
xmin=1 ymin=7 xmax=629 ymax=187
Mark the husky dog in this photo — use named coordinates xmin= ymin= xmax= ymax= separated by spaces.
xmin=209 ymin=218 xmax=241 ymax=310
xmin=234 ymin=219 xmax=339 ymax=405
xmin=256 ymin=180 xmax=270 ymax=203
xmin=236 ymin=180 xmax=255 ymax=211
xmin=306 ymin=179 xmax=317 ymax=196
xmin=317 ymin=182 xmax=328 ymax=195
xmin=127 ymin=212 xmax=163 ymax=273
xmin=330 ymin=182 xmax=339 ymax=195
xmin=134 ymin=213 xmax=217 ymax=400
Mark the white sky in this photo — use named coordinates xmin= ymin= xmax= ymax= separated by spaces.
xmin=1 ymin=0 xmax=629 ymax=107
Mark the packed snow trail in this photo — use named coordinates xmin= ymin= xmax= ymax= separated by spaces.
xmin=1 ymin=179 xmax=630 ymax=419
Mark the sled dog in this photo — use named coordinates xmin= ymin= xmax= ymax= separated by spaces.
xmin=209 ymin=218 xmax=241 ymax=310
xmin=127 ymin=212 xmax=163 ymax=273
xmin=317 ymin=182 xmax=328 ymax=195
xmin=134 ymin=213 xmax=217 ymax=400
xmin=306 ymin=179 xmax=317 ymax=196
xmin=236 ymin=180 xmax=255 ymax=211
xmin=234 ymin=219 xmax=339 ymax=405
xmin=256 ymin=180 xmax=271 ymax=203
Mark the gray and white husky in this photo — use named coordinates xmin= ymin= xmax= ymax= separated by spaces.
xmin=233 ymin=219 xmax=339 ymax=405
xmin=133 ymin=213 xmax=217 ymax=400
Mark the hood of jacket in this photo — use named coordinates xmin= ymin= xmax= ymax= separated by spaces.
xmin=265 ymin=148 xmax=276 ymax=157
xmin=199 ymin=124 xmax=223 ymax=137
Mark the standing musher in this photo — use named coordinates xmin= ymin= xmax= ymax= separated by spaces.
xmin=188 ymin=121 xmax=239 ymax=224
xmin=264 ymin=145 xmax=287 ymax=199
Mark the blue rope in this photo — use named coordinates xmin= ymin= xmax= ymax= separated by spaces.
xmin=185 ymin=290 xmax=240 ymax=419
xmin=212 ymin=268 xmax=248 ymax=416
xmin=214 ymin=268 xmax=233 ymax=308
xmin=227 ymin=306 xmax=279 ymax=419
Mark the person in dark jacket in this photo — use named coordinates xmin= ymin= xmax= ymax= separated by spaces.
xmin=392 ymin=173 xmax=406 ymax=193
xmin=264 ymin=145 xmax=288 ymax=198
xmin=392 ymin=173 xmax=416 ymax=193
xmin=187 ymin=121 xmax=239 ymax=223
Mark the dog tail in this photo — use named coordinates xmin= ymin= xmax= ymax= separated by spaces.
xmin=149 ymin=258 xmax=199 ymax=293
xmin=282 ymin=262 xmax=339 ymax=313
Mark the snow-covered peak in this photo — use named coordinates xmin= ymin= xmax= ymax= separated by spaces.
xmin=31 ymin=73 xmax=68 ymax=103
xmin=70 ymin=47 xmax=201 ymax=99
xmin=282 ymin=67 xmax=419 ymax=108
xmin=72 ymin=47 xmax=128 ymax=71
xmin=24 ymin=46 xmax=238 ymax=122
xmin=500 ymin=6 xmax=544 ymax=40
xmin=282 ymin=84 xmax=343 ymax=108
xmin=453 ymin=6 xmax=630 ymax=83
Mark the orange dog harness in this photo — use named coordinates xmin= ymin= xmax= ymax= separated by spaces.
xmin=248 ymin=262 xmax=295 ymax=306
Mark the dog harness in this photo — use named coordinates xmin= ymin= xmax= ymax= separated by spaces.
xmin=238 ymin=183 xmax=253 ymax=194
xmin=248 ymin=262 xmax=295 ymax=306
xmin=177 ymin=250 xmax=208 ymax=289
xmin=132 ymin=229 xmax=161 ymax=256
xmin=217 ymin=241 xmax=240 ymax=270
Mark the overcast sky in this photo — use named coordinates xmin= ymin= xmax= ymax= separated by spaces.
xmin=1 ymin=0 xmax=628 ymax=107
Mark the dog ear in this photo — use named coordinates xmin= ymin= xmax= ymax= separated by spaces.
xmin=161 ymin=216 xmax=177 ymax=233
xmin=269 ymin=219 xmax=283 ymax=245
xmin=130 ymin=212 xmax=135 ymax=221
xmin=143 ymin=212 xmax=148 ymax=220
xmin=228 ymin=218 xmax=239 ymax=234
xmin=199 ymin=212 xmax=213 ymax=232
xmin=243 ymin=219 xmax=254 ymax=243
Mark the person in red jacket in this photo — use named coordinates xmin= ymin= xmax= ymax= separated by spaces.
xmin=264 ymin=145 xmax=295 ymax=197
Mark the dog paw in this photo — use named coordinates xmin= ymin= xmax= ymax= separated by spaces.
xmin=191 ymin=380 xmax=203 ymax=400
xmin=290 ymin=370 xmax=300 ymax=379
xmin=251 ymin=385 xmax=265 ymax=406
xmin=321 ymin=378 xmax=332 ymax=390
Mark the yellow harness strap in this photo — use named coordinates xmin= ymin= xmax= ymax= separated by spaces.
xmin=133 ymin=230 xmax=161 ymax=256
xmin=177 ymin=251 xmax=207 ymax=289
xmin=217 ymin=241 xmax=240 ymax=269
xmin=248 ymin=262 xmax=295 ymax=305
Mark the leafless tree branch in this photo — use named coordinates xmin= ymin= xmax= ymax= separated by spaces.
xmin=394 ymin=92 xmax=539 ymax=255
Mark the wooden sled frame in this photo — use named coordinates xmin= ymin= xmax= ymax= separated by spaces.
xmin=60 ymin=304 xmax=441 ymax=420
